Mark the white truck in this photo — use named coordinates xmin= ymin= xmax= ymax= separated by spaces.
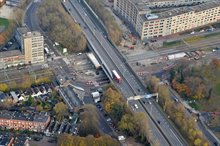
xmin=91 ymin=91 xmax=100 ymax=103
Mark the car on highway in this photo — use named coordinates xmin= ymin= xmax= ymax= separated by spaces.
xmin=148 ymin=101 xmax=152 ymax=105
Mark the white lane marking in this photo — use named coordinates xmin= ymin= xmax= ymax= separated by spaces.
xmin=170 ymin=128 xmax=183 ymax=146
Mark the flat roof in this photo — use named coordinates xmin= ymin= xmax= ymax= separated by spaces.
xmin=130 ymin=0 xmax=150 ymax=11
xmin=17 ymin=26 xmax=42 ymax=38
xmin=141 ymin=1 xmax=220 ymax=20
xmin=0 ymin=50 xmax=23 ymax=58
xmin=17 ymin=26 xmax=29 ymax=35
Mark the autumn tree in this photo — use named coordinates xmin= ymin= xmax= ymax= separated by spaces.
xmin=38 ymin=0 xmax=87 ymax=53
xmin=54 ymin=102 xmax=68 ymax=122
xmin=103 ymin=87 xmax=130 ymax=122
xmin=85 ymin=0 xmax=123 ymax=45
xmin=0 ymin=83 xmax=9 ymax=92
xmin=148 ymin=76 xmax=209 ymax=145
xmin=211 ymin=58 xmax=220 ymax=68
xmin=35 ymin=76 xmax=52 ymax=85
xmin=20 ymin=74 xmax=33 ymax=90
xmin=118 ymin=112 xmax=150 ymax=144
xmin=148 ymin=76 xmax=160 ymax=92
xmin=78 ymin=104 xmax=100 ymax=137
xmin=58 ymin=134 xmax=120 ymax=146
xmin=0 ymin=98 xmax=14 ymax=109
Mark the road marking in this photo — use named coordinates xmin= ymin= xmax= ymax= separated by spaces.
xmin=170 ymin=128 xmax=183 ymax=146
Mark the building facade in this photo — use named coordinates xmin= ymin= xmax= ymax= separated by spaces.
xmin=114 ymin=0 xmax=219 ymax=41
xmin=0 ymin=27 xmax=45 ymax=69
xmin=143 ymin=0 xmax=210 ymax=8
xmin=0 ymin=50 xmax=25 ymax=69
xmin=114 ymin=0 xmax=150 ymax=27
xmin=0 ymin=111 xmax=50 ymax=132
xmin=139 ymin=1 xmax=220 ymax=40
xmin=16 ymin=27 xmax=44 ymax=64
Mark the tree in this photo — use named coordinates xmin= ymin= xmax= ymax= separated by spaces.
xmin=103 ymin=87 xmax=124 ymax=113
xmin=148 ymin=76 xmax=160 ymax=92
xmin=54 ymin=102 xmax=68 ymax=121
xmin=110 ymin=104 xmax=124 ymax=122
xmin=85 ymin=0 xmax=122 ymax=45
xmin=193 ymin=84 xmax=206 ymax=99
xmin=58 ymin=134 xmax=120 ymax=146
xmin=149 ymin=77 xmax=209 ymax=145
xmin=38 ymin=0 xmax=87 ymax=53
xmin=36 ymin=104 xmax=43 ymax=112
xmin=24 ymin=96 xmax=36 ymax=106
xmin=0 ymin=83 xmax=9 ymax=92
xmin=35 ymin=76 xmax=51 ymax=85
xmin=194 ymin=138 xmax=202 ymax=146
xmin=118 ymin=112 xmax=149 ymax=143
xmin=78 ymin=104 xmax=100 ymax=137
xmin=211 ymin=58 xmax=220 ymax=68
xmin=20 ymin=75 xmax=33 ymax=90
xmin=0 ymin=98 xmax=14 ymax=109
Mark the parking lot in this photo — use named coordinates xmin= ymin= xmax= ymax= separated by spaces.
xmin=0 ymin=36 xmax=20 ymax=51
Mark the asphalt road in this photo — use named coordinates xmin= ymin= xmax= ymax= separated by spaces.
xmin=169 ymin=75 xmax=220 ymax=146
xmin=24 ymin=0 xmax=115 ymax=137
xmin=127 ymin=36 xmax=220 ymax=63
xmin=24 ymin=0 xmax=60 ymax=57
xmin=63 ymin=0 xmax=187 ymax=145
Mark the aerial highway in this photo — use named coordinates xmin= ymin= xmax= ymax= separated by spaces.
xmin=63 ymin=0 xmax=187 ymax=145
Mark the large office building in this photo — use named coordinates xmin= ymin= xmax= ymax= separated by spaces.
xmin=16 ymin=27 xmax=44 ymax=64
xmin=113 ymin=0 xmax=150 ymax=28
xmin=0 ymin=27 xmax=44 ymax=69
xmin=114 ymin=0 xmax=220 ymax=41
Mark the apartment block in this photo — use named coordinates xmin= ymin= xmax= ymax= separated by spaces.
xmin=143 ymin=0 xmax=210 ymax=8
xmin=114 ymin=0 xmax=219 ymax=41
xmin=114 ymin=0 xmax=151 ymax=27
xmin=139 ymin=1 xmax=220 ymax=40
xmin=16 ymin=27 xmax=44 ymax=64
xmin=0 ymin=111 xmax=50 ymax=132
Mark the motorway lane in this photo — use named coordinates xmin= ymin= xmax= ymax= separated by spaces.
xmin=64 ymin=0 xmax=135 ymax=98
xmin=141 ymin=100 xmax=185 ymax=146
xmin=63 ymin=0 xmax=170 ymax=145
xmin=69 ymin=1 xmax=187 ymax=146
xmin=64 ymin=0 xmax=187 ymax=145
xmin=129 ymin=100 xmax=170 ymax=146
xmin=69 ymin=0 xmax=143 ymax=96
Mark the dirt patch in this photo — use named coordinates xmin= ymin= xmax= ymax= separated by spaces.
xmin=0 ymin=5 xmax=16 ymax=19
